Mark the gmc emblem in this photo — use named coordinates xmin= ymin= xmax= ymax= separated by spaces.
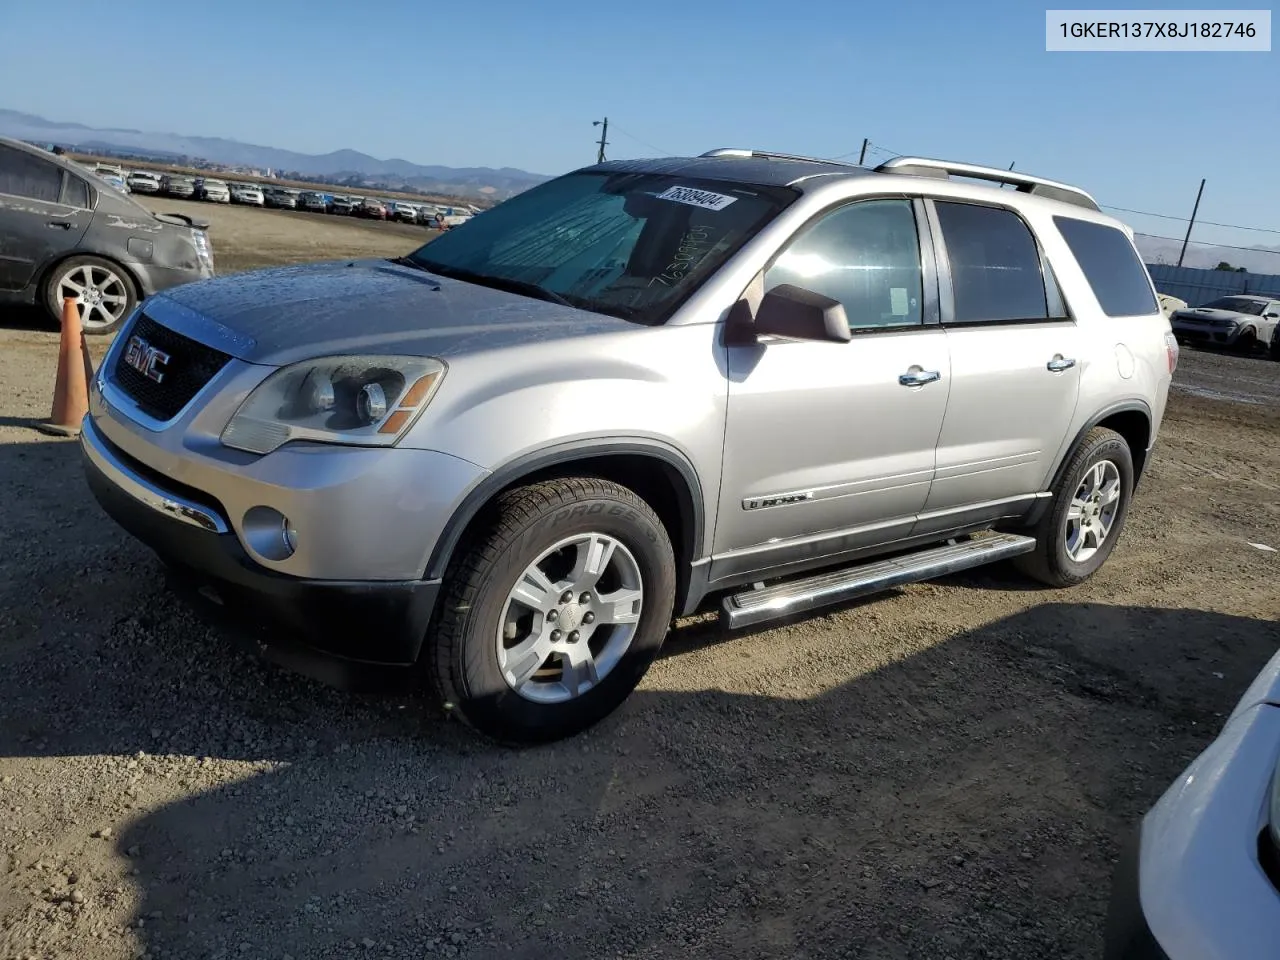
xmin=743 ymin=491 xmax=814 ymax=511
xmin=123 ymin=335 xmax=170 ymax=384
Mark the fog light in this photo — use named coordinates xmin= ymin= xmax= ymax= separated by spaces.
xmin=242 ymin=506 xmax=296 ymax=561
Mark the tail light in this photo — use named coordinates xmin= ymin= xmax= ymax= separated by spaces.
xmin=1165 ymin=332 xmax=1180 ymax=374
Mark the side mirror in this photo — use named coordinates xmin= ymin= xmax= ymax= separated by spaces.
xmin=753 ymin=284 xmax=851 ymax=343
xmin=1266 ymin=312 xmax=1280 ymax=320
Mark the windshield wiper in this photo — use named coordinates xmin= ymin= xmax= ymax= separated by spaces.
xmin=410 ymin=260 xmax=576 ymax=308
xmin=389 ymin=255 xmax=432 ymax=272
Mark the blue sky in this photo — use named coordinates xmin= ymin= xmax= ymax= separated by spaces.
xmin=2 ymin=0 xmax=1275 ymax=250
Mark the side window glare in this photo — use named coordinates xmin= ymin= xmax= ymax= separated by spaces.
xmin=764 ymin=199 xmax=924 ymax=330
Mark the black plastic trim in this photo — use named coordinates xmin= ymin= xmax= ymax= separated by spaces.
xmin=85 ymin=446 xmax=439 ymax=669
xmin=424 ymin=437 xmax=707 ymax=587
xmin=1023 ymin=399 xmax=1154 ymax=527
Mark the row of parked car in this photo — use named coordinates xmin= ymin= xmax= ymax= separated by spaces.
xmin=83 ymin=162 xmax=475 ymax=228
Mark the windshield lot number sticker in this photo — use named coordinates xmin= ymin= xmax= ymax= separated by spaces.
xmin=655 ymin=186 xmax=738 ymax=211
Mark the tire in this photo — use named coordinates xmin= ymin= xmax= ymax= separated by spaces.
xmin=428 ymin=477 xmax=676 ymax=744
xmin=1014 ymin=427 xmax=1135 ymax=588
xmin=1235 ymin=329 xmax=1259 ymax=355
xmin=44 ymin=255 xmax=137 ymax=336
xmin=1270 ymin=332 xmax=1280 ymax=362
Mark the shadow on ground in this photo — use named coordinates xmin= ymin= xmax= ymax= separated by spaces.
xmin=1 ymin=432 xmax=1278 ymax=959
xmin=0 ymin=304 xmax=55 ymax=334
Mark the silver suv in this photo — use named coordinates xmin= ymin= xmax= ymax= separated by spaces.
xmin=81 ymin=149 xmax=1177 ymax=743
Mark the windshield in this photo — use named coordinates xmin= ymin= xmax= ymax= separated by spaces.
xmin=1202 ymin=297 xmax=1265 ymax=315
xmin=404 ymin=171 xmax=795 ymax=324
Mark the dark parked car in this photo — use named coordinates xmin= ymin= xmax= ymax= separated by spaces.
xmin=1170 ymin=295 xmax=1280 ymax=353
xmin=0 ymin=136 xmax=215 ymax=334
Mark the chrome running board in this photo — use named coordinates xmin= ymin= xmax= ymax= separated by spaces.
xmin=721 ymin=533 xmax=1036 ymax=629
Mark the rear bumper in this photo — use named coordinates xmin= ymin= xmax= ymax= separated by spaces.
xmin=133 ymin=261 xmax=214 ymax=298
xmin=81 ymin=416 xmax=441 ymax=672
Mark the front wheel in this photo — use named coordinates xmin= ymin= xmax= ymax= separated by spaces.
xmin=1015 ymin=427 xmax=1135 ymax=588
xmin=428 ymin=478 xmax=676 ymax=744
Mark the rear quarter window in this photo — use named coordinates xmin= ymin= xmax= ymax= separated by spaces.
xmin=1053 ymin=216 xmax=1158 ymax=318
xmin=62 ymin=174 xmax=90 ymax=209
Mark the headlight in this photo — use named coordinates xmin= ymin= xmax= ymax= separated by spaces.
xmin=220 ymin=355 xmax=446 ymax=455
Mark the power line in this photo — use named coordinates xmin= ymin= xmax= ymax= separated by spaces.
xmin=1135 ymin=232 xmax=1280 ymax=256
xmin=610 ymin=126 xmax=671 ymax=157
xmin=1103 ymin=204 xmax=1280 ymax=237
xmin=859 ymin=139 xmax=1278 ymax=240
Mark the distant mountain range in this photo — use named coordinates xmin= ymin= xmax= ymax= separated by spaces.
xmin=1134 ymin=234 xmax=1280 ymax=274
xmin=0 ymin=108 xmax=550 ymax=200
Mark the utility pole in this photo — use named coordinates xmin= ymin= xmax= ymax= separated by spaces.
xmin=1177 ymin=178 xmax=1206 ymax=268
xmin=592 ymin=118 xmax=609 ymax=163
xmin=857 ymin=138 xmax=868 ymax=165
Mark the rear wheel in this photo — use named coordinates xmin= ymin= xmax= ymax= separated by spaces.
xmin=428 ymin=478 xmax=676 ymax=744
xmin=1015 ymin=427 xmax=1134 ymax=588
xmin=44 ymin=255 xmax=137 ymax=336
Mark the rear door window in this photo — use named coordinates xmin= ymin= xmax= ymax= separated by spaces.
xmin=934 ymin=201 xmax=1050 ymax=324
xmin=1054 ymin=216 xmax=1158 ymax=317
xmin=0 ymin=144 xmax=64 ymax=203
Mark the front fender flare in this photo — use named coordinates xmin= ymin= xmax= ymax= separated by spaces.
xmin=423 ymin=437 xmax=706 ymax=585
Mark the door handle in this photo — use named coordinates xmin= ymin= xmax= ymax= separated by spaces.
xmin=1046 ymin=356 xmax=1076 ymax=372
xmin=47 ymin=221 xmax=73 ymax=230
xmin=899 ymin=369 xmax=941 ymax=387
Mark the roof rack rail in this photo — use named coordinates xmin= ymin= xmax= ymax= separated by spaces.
xmin=699 ymin=148 xmax=853 ymax=167
xmin=873 ymin=156 xmax=1100 ymax=212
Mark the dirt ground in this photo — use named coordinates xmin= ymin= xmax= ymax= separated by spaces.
xmin=1 ymin=212 xmax=1278 ymax=960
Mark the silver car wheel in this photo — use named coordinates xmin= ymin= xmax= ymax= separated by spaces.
xmin=56 ymin=263 xmax=130 ymax=331
xmin=1065 ymin=460 xmax=1122 ymax=563
xmin=496 ymin=533 xmax=645 ymax=704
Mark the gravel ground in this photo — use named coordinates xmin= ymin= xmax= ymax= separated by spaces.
xmin=2 ymin=219 xmax=1278 ymax=959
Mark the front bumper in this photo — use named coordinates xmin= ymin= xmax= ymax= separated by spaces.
xmin=82 ymin=416 xmax=441 ymax=669
xmin=1103 ymin=826 xmax=1171 ymax=959
xmin=1104 ymin=703 xmax=1280 ymax=959
xmin=1171 ymin=320 xmax=1241 ymax=345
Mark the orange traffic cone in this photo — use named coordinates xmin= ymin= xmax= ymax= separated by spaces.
xmin=37 ymin=297 xmax=94 ymax=438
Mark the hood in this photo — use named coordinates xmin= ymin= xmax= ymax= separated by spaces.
xmin=150 ymin=259 xmax=639 ymax=366
xmin=1176 ymin=308 xmax=1247 ymax=322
